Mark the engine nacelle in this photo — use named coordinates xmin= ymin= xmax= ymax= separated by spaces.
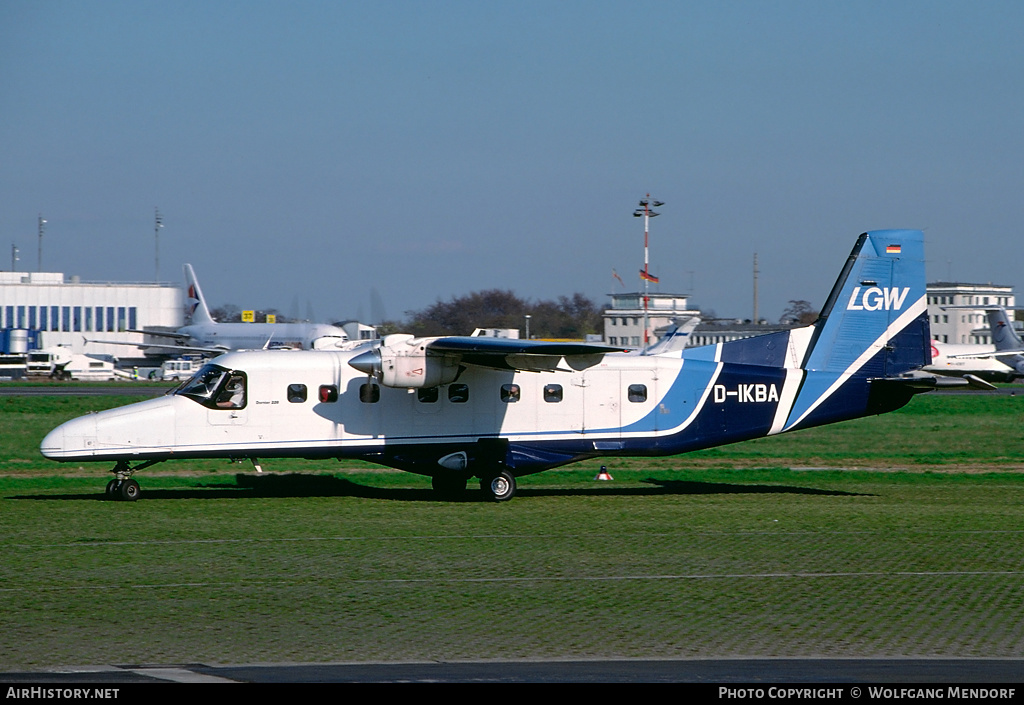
xmin=348 ymin=335 xmax=461 ymax=389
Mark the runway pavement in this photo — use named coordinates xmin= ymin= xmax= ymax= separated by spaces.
xmin=1 ymin=659 xmax=1022 ymax=683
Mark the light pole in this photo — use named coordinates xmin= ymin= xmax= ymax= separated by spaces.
xmin=633 ymin=195 xmax=663 ymax=354
xmin=154 ymin=208 xmax=163 ymax=282
xmin=11 ymin=244 xmax=19 ymax=272
xmin=524 ymin=314 xmax=531 ymax=340
xmin=37 ymin=214 xmax=46 ymax=272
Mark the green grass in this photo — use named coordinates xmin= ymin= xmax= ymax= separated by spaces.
xmin=0 ymin=390 xmax=1022 ymax=668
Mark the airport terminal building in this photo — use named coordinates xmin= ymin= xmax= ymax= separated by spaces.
xmin=926 ymin=282 xmax=1017 ymax=344
xmin=604 ymin=282 xmax=1019 ymax=350
xmin=0 ymin=271 xmax=183 ymax=359
xmin=604 ymin=292 xmax=700 ymax=348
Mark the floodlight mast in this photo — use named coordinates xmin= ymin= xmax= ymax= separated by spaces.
xmin=633 ymin=194 xmax=663 ymax=354
xmin=37 ymin=214 xmax=46 ymax=272
xmin=154 ymin=208 xmax=163 ymax=282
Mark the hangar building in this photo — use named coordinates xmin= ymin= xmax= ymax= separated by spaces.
xmin=0 ymin=270 xmax=183 ymax=360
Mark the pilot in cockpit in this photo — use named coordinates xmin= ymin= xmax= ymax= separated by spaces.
xmin=216 ymin=376 xmax=245 ymax=408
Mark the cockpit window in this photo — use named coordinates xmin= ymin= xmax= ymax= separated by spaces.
xmin=173 ymin=364 xmax=246 ymax=410
xmin=216 ymin=374 xmax=246 ymax=409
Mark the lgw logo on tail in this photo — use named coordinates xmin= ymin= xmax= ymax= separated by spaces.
xmin=846 ymin=287 xmax=910 ymax=311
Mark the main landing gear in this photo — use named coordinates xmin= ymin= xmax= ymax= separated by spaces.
xmin=431 ymin=473 xmax=469 ymax=498
xmin=104 ymin=459 xmax=161 ymax=501
xmin=481 ymin=469 xmax=516 ymax=502
xmin=430 ymin=469 xmax=517 ymax=502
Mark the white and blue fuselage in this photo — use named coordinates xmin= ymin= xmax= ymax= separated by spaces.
xmin=41 ymin=230 xmax=935 ymax=501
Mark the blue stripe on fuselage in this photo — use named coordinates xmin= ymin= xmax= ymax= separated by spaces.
xmin=618 ymin=358 xmax=786 ymax=447
xmin=617 ymin=356 xmax=720 ymax=435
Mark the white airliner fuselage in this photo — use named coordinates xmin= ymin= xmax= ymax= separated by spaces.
xmin=925 ymin=341 xmax=1016 ymax=382
xmin=133 ymin=264 xmax=351 ymax=354
xmin=175 ymin=321 xmax=349 ymax=352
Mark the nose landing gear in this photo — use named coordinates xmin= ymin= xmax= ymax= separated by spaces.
xmin=104 ymin=459 xmax=161 ymax=501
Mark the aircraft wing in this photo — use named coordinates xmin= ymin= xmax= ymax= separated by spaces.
xmin=124 ymin=328 xmax=193 ymax=341
xmin=949 ymin=349 xmax=1024 ymax=359
xmin=349 ymin=334 xmax=626 ymax=386
xmin=84 ymin=337 xmax=228 ymax=355
xmin=427 ymin=336 xmax=627 ymax=372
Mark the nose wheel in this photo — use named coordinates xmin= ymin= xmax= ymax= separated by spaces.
xmin=105 ymin=478 xmax=141 ymax=501
xmin=105 ymin=459 xmax=161 ymax=501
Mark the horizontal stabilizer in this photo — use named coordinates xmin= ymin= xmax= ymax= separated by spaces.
xmin=882 ymin=372 xmax=997 ymax=391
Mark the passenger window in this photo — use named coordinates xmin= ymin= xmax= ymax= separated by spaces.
xmin=319 ymin=385 xmax=338 ymax=403
xmin=417 ymin=387 xmax=438 ymax=403
xmin=287 ymin=384 xmax=307 ymax=403
xmin=360 ymin=382 xmax=380 ymax=404
xmin=448 ymin=384 xmax=469 ymax=403
xmin=544 ymin=384 xmax=563 ymax=403
xmin=627 ymin=384 xmax=647 ymax=403
xmin=500 ymin=384 xmax=520 ymax=403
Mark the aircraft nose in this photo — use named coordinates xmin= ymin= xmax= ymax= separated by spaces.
xmin=39 ymin=426 xmax=63 ymax=459
xmin=40 ymin=414 xmax=98 ymax=460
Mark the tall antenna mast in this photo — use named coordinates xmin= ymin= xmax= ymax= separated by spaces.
xmin=633 ymin=194 xmax=663 ymax=354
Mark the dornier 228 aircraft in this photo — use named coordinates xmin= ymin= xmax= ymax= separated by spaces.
xmin=43 ymin=229 xmax=939 ymax=502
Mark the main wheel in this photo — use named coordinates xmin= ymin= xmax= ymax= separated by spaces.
xmin=483 ymin=470 xmax=516 ymax=502
xmin=432 ymin=473 xmax=468 ymax=498
xmin=105 ymin=479 xmax=120 ymax=499
xmin=118 ymin=479 xmax=141 ymax=502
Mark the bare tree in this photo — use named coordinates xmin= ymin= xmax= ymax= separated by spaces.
xmin=403 ymin=290 xmax=602 ymax=338
xmin=780 ymin=300 xmax=818 ymax=325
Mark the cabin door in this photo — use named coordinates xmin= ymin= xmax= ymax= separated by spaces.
xmin=581 ymin=369 xmax=621 ymax=437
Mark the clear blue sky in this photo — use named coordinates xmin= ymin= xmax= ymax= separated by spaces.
xmin=3 ymin=1 xmax=1023 ymax=325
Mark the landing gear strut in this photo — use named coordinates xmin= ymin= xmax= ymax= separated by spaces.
xmin=105 ymin=459 xmax=161 ymax=501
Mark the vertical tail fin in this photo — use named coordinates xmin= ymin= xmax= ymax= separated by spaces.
xmin=986 ymin=308 xmax=1023 ymax=352
xmin=802 ymin=229 xmax=929 ymax=375
xmin=984 ymin=308 xmax=1024 ymax=377
xmin=783 ymin=229 xmax=930 ymax=430
xmin=636 ymin=315 xmax=701 ymax=356
xmin=183 ymin=264 xmax=215 ymax=325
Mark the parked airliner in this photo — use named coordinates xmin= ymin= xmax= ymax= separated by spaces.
xmin=91 ymin=264 xmax=351 ymax=355
xmin=926 ymin=307 xmax=1024 ymax=382
xmin=926 ymin=340 xmax=1017 ymax=382
xmin=44 ymin=230 xmax=939 ymax=502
